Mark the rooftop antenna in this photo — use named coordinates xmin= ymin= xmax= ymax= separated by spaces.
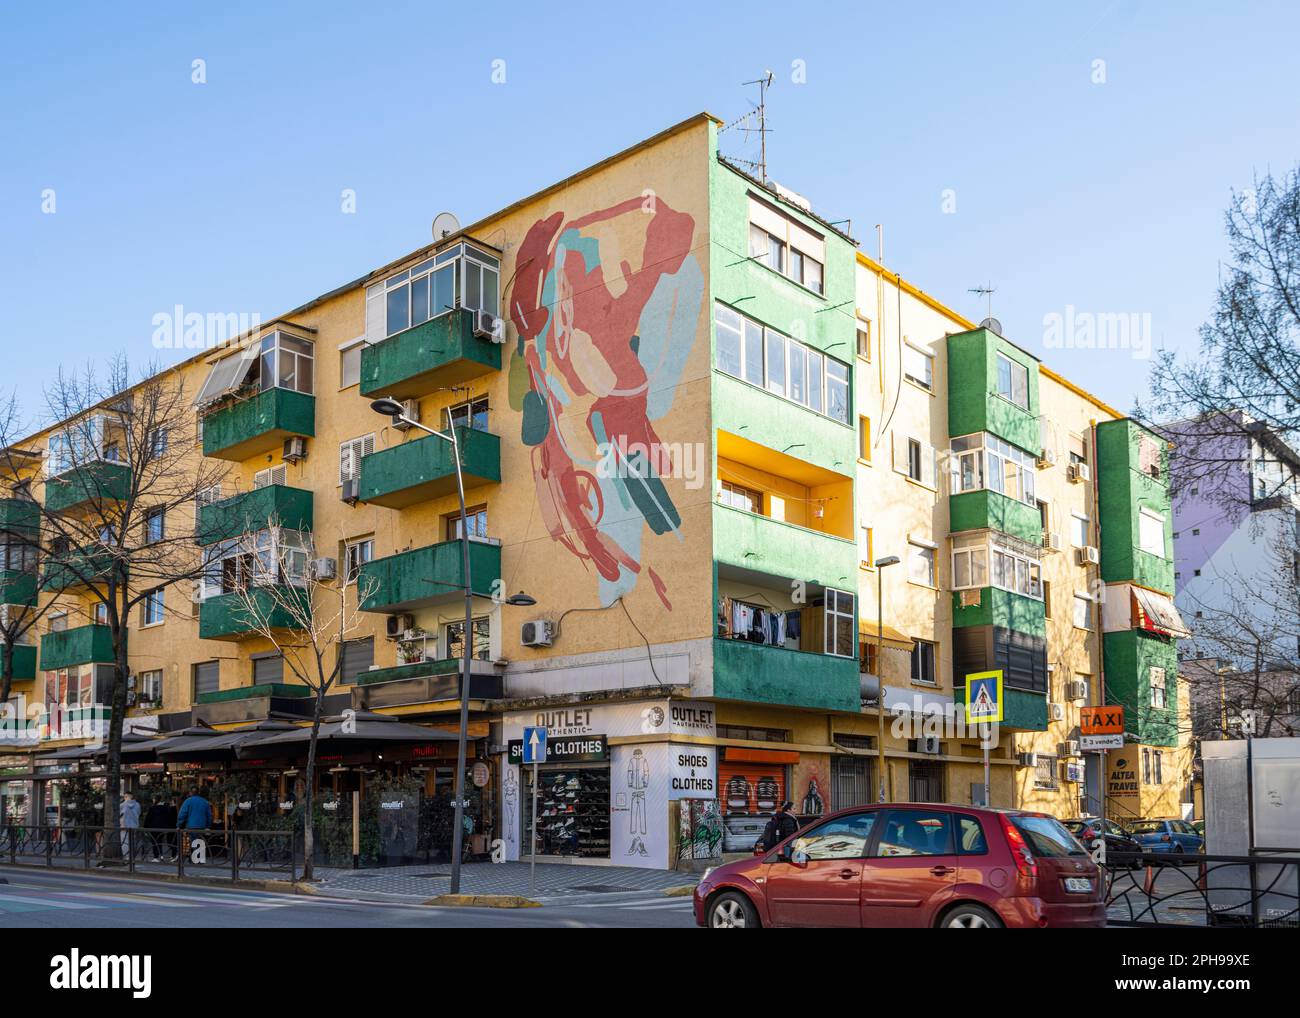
xmin=968 ymin=282 xmax=996 ymax=320
xmin=721 ymin=70 xmax=775 ymax=184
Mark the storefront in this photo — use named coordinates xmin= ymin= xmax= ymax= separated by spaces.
xmin=500 ymin=699 xmax=717 ymax=869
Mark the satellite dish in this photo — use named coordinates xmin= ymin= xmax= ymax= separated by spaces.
xmin=979 ymin=317 xmax=1003 ymax=337
xmin=432 ymin=212 xmax=461 ymax=241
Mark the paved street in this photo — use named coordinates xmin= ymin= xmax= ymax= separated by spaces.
xmin=0 ymin=866 xmax=697 ymax=928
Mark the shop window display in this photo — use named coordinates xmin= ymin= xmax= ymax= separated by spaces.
xmin=523 ymin=767 xmax=611 ymax=859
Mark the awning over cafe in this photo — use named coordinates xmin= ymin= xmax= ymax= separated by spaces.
xmin=857 ymin=621 xmax=916 ymax=652
xmin=111 ymin=726 xmax=223 ymax=762
xmin=234 ymin=711 xmax=458 ymax=759
xmin=156 ymin=719 xmax=301 ymax=762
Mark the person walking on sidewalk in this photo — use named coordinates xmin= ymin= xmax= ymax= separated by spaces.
xmin=176 ymin=787 xmax=213 ymax=861
xmin=759 ymin=800 xmax=799 ymax=851
xmin=119 ymin=792 xmax=141 ymax=858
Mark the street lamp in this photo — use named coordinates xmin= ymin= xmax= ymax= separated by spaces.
xmin=872 ymin=555 xmax=901 ymax=803
xmin=369 ymin=396 xmax=530 ymax=894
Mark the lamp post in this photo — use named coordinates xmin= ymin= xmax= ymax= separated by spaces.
xmin=370 ymin=397 xmax=532 ymax=894
xmin=873 ymin=555 xmax=901 ymax=803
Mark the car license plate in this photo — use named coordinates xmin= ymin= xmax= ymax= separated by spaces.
xmin=1064 ymin=877 xmax=1093 ymax=893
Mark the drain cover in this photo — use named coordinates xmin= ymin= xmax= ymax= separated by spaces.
xmin=570 ymin=884 xmax=635 ymax=893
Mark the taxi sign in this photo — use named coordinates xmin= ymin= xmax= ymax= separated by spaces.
xmin=1080 ymin=705 xmax=1124 ymax=735
xmin=965 ymin=670 xmax=1003 ymax=724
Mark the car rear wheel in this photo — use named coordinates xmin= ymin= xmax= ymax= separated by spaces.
xmin=941 ymin=903 xmax=1002 ymax=929
xmin=708 ymin=891 xmax=759 ymax=929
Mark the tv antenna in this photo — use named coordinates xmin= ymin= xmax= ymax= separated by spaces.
xmin=968 ymin=282 xmax=996 ymax=320
xmin=721 ymin=70 xmax=775 ymax=183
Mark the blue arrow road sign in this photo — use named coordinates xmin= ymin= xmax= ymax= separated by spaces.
xmin=522 ymin=726 xmax=547 ymax=764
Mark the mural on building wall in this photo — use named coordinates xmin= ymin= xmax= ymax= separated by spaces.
xmin=508 ymin=196 xmax=703 ymax=609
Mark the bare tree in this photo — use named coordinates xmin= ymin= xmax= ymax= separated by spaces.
xmin=222 ymin=524 xmax=377 ymax=880
xmin=31 ymin=357 xmax=228 ymax=858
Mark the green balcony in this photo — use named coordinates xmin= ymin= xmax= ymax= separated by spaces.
xmin=359 ymin=309 xmax=501 ymax=401
xmin=1096 ymin=419 xmax=1175 ymax=594
xmin=0 ymin=568 xmax=37 ymax=607
xmin=2 ymin=644 xmax=37 ymax=682
xmin=43 ymin=461 xmax=132 ymax=513
xmin=1103 ymin=628 xmax=1179 ymax=747
xmin=711 ymin=638 xmax=860 ymax=713
xmin=358 ymin=539 xmax=501 ymax=613
xmin=40 ymin=624 xmax=115 ymax=670
xmin=197 ymin=485 xmax=314 ymax=546
xmin=952 ymin=677 xmax=1049 ymax=732
xmin=199 ymin=586 xmax=311 ymax=641
xmin=40 ymin=546 xmax=114 ymax=593
xmin=358 ymin=427 xmax=500 ymax=508
xmin=196 ymin=682 xmax=311 ymax=704
xmin=951 ymin=587 xmax=1046 ymax=639
xmin=712 ymin=503 xmax=858 ymax=591
xmin=947 ymin=328 xmax=1041 ymax=452
xmin=0 ymin=497 xmax=39 ymax=534
xmin=202 ymin=388 xmax=315 ymax=461
xmin=949 ymin=490 xmax=1043 ymax=544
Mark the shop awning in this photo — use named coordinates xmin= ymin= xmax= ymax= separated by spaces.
xmin=234 ymin=711 xmax=458 ymax=758
xmin=34 ymin=744 xmax=99 ymax=761
xmin=858 ymin=621 xmax=915 ymax=652
xmin=156 ymin=719 xmax=302 ymax=762
xmin=110 ymin=726 xmax=222 ymax=762
xmin=1131 ymin=586 xmax=1191 ymax=639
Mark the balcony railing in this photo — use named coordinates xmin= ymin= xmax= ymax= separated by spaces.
xmin=202 ymin=388 xmax=315 ymax=461
xmin=359 ymin=309 xmax=500 ymax=400
xmin=711 ymin=637 xmax=860 ymax=713
xmin=357 ymin=427 xmax=500 ymax=508
xmin=358 ymin=539 xmax=501 ymax=613
xmin=39 ymin=624 xmax=115 ymax=670
xmin=198 ymin=586 xmax=310 ymax=641
xmin=43 ymin=461 xmax=132 ymax=513
xmin=197 ymin=485 xmax=314 ymax=546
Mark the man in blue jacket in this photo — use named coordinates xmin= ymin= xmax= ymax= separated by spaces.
xmin=176 ymin=788 xmax=213 ymax=831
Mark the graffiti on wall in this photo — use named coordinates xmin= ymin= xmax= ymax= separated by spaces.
xmin=508 ymin=196 xmax=703 ymax=609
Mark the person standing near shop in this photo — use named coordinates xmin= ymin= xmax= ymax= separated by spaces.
xmin=143 ymin=796 xmax=176 ymax=861
xmin=759 ymin=800 xmax=798 ymax=851
xmin=119 ymin=792 xmax=141 ymax=857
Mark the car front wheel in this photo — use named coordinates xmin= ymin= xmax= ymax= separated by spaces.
xmin=709 ymin=891 xmax=759 ymax=929
xmin=941 ymin=903 xmax=1003 ymax=929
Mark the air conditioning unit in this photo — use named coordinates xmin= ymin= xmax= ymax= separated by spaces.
xmin=474 ymin=310 xmax=506 ymax=343
xmin=918 ymin=736 xmax=942 ymax=755
xmin=1059 ymin=740 xmax=1081 ymax=758
xmin=283 ymin=436 xmax=307 ymax=463
xmin=1017 ymin=752 xmax=1040 ymax=768
xmin=1045 ymin=532 xmax=1063 ymax=552
xmin=340 ymin=478 xmax=360 ymax=505
xmin=1066 ymin=679 xmax=1089 ymax=701
xmin=1076 ymin=546 xmax=1100 ymax=565
xmin=392 ymin=399 xmax=421 ymax=431
xmin=385 ymin=613 xmax=415 ymax=640
xmin=1049 ymin=702 xmax=1066 ymax=722
xmin=1067 ymin=462 xmax=1091 ymax=484
xmin=310 ymin=557 xmax=337 ymax=581
xmin=1037 ymin=447 xmax=1057 ymax=468
xmin=521 ymin=619 xmax=555 ymax=648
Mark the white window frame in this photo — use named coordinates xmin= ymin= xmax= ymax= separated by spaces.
xmin=823 ymin=588 xmax=856 ymax=658
xmin=1139 ymin=507 xmax=1165 ymax=557
xmin=902 ymin=343 xmax=934 ymax=391
xmin=339 ymin=434 xmax=376 ymax=485
xmin=1073 ymin=592 xmax=1093 ymax=630
xmin=258 ymin=331 xmax=315 ymax=396
xmin=908 ymin=540 xmax=937 ymax=587
xmin=1150 ymin=666 xmax=1167 ymax=709
xmin=142 ymin=588 xmax=165 ymax=627
xmin=344 ymin=537 xmax=374 ymax=584
xmin=254 ymin=465 xmax=287 ymax=489
xmin=144 ymin=507 xmax=165 ymax=544
xmin=1071 ymin=512 xmax=1090 ymax=549
xmin=995 ymin=352 xmax=1029 ymax=409
xmin=950 ymin=433 xmax=1036 ymax=506
xmin=138 ymin=669 xmax=163 ymax=708
xmin=339 ymin=337 xmax=365 ymax=390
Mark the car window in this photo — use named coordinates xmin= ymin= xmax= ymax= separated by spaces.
xmin=794 ymin=812 xmax=877 ymax=861
xmin=873 ymin=810 xmax=954 ymax=857
xmin=1010 ymin=815 xmax=1087 ymax=856
xmin=1172 ymin=821 xmax=1194 ymax=835
xmin=1130 ymin=821 xmax=1164 ymax=835
xmin=1105 ymin=820 xmax=1126 ymax=836
xmin=956 ymin=815 xmax=988 ymax=855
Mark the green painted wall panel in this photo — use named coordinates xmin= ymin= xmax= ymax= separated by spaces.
xmin=358 ymin=539 xmax=501 ymax=612
xmin=0 ymin=568 xmax=37 ymax=606
xmin=950 ymin=586 xmax=1046 ymax=638
xmin=712 ymin=637 xmax=860 ymax=712
xmin=197 ymin=485 xmax=314 ymax=546
xmin=949 ymin=489 xmax=1043 ymax=543
xmin=40 ymin=624 xmax=115 ymax=670
xmin=44 ymin=461 xmax=132 ymax=513
xmin=946 ymin=328 xmax=1040 ymax=452
xmin=196 ymin=682 xmax=311 ymax=704
xmin=40 ymin=546 xmax=114 ymax=592
xmin=356 ymin=658 xmax=459 ymax=686
xmin=7 ymin=643 xmax=37 ymax=681
xmin=1102 ymin=629 xmax=1179 ymax=747
xmin=360 ymin=309 xmax=501 ymax=400
xmin=1096 ymin=419 xmax=1175 ymax=593
xmin=713 ymin=503 xmax=857 ymax=590
xmin=199 ymin=586 xmax=310 ymax=641
xmin=358 ymin=427 xmax=500 ymax=508
xmin=0 ymin=497 xmax=39 ymax=534
xmin=202 ymin=388 xmax=315 ymax=461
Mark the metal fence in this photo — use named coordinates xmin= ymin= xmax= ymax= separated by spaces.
xmin=1105 ymin=851 xmax=1300 ymax=928
xmin=0 ymin=824 xmax=297 ymax=883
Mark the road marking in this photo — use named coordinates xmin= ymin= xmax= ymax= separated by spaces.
xmin=0 ymin=892 xmax=106 ymax=909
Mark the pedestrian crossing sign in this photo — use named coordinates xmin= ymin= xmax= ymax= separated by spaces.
xmin=965 ymin=671 xmax=1003 ymax=723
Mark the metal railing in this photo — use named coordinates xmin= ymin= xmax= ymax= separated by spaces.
xmin=1105 ymin=850 xmax=1300 ymax=928
xmin=0 ymin=824 xmax=297 ymax=883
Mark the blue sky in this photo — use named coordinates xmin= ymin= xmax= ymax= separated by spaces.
xmin=3 ymin=1 xmax=1297 ymax=425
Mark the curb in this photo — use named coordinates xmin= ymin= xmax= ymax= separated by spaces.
xmin=661 ymin=885 xmax=697 ymax=897
xmin=422 ymin=893 xmax=541 ymax=909
xmin=0 ymin=862 xmax=322 ymax=897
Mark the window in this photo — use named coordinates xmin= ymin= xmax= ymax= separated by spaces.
xmin=344 ymin=538 xmax=374 ymax=583
xmin=445 ymin=617 xmax=491 ymax=661
xmin=142 ymin=588 xmax=164 ymax=626
xmin=1150 ymin=666 xmax=1167 ymax=709
xmin=1035 ymin=754 xmax=1059 ymax=789
xmin=951 ymin=545 xmax=989 ymax=589
xmin=1069 ymin=433 xmax=1088 ymax=466
xmin=824 ymin=589 xmax=856 ymax=658
xmin=713 ymin=303 xmax=850 ymax=423
xmin=717 ymin=725 xmax=791 ymax=743
xmin=339 ymin=434 xmax=376 ymax=484
xmin=957 ymin=815 xmax=988 ymax=855
xmin=1141 ymin=748 xmax=1152 ymax=784
xmin=93 ymin=602 xmax=108 ymax=625
xmin=446 ymin=506 xmax=489 ymax=541
xmin=193 ymin=660 xmax=219 ymax=699
xmin=254 ymin=465 xmax=286 ymax=488
xmin=910 ymin=639 xmax=936 ymax=685
xmin=856 ymin=318 xmax=871 ymax=360
xmin=749 ymin=224 xmax=785 ymax=273
xmin=144 ymin=508 xmax=165 ymax=544
xmin=950 ymin=433 xmax=1036 ymax=505
xmin=252 ymin=653 xmax=283 ymax=683
xmin=747 ymin=196 xmax=825 ymax=294
xmin=858 ymin=417 xmax=871 ymax=461
xmin=719 ymin=480 xmax=761 ymax=514
xmin=147 ymin=428 xmax=168 ymax=458
xmin=990 ymin=546 xmax=1042 ymax=599
xmin=445 ymin=396 xmax=490 ymax=433
xmin=908 ymin=438 xmax=923 ymax=481
xmin=367 ymin=243 xmax=500 ymax=341
xmin=258 ymin=332 xmax=314 ymax=395
xmin=1071 ymin=513 xmax=1090 ymax=548
xmin=908 ymin=541 xmax=936 ymax=587
xmin=1073 ymin=593 xmax=1092 ymax=629
xmin=797 ymin=811 xmax=877 ymax=860
xmin=902 ymin=344 xmax=933 ymax=391
xmin=136 ymin=669 xmax=162 ymax=708
xmin=1139 ymin=508 xmax=1165 ymax=557
xmin=337 ymin=637 xmax=374 ymax=684
xmin=858 ymin=525 xmax=873 ymax=567
xmin=995 ymin=353 xmax=1029 ymax=409
xmin=896 ymin=434 xmax=936 ymax=487
xmin=200 ymin=528 xmax=312 ymax=597
xmin=872 ymin=809 xmax=953 ymax=857
xmin=340 ymin=342 xmax=363 ymax=389
xmin=195 ymin=485 xmax=222 ymax=525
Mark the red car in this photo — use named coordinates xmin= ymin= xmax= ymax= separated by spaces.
xmin=694 ymin=803 xmax=1104 ymax=928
